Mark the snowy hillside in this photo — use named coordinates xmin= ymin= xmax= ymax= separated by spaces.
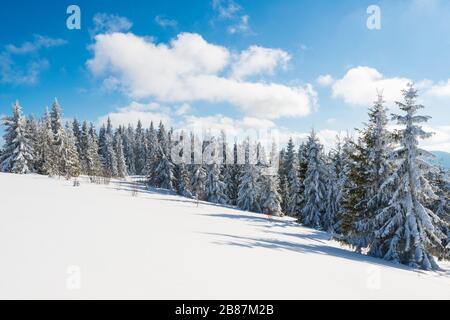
xmin=0 ymin=173 xmax=449 ymax=299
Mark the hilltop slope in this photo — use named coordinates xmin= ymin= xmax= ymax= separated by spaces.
xmin=0 ymin=173 xmax=448 ymax=299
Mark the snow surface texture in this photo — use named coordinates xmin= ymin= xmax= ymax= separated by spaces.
xmin=0 ymin=173 xmax=449 ymax=299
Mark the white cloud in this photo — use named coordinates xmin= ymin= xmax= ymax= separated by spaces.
xmin=228 ymin=15 xmax=252 ymax=34
xmin=331 ymin=66 xmax=411 ymax=106
xmin=388 ymin=123 xmax=450 ymax=153
xmin=426 ymin=79 xmax=450 ymax=97
xmin=5 ymin=35 xmax=66 ymax=55
xmin=87 ymin=32 xmax=316 ymax=119
xmin=0 ymin=35 xmax=66 ymax=85
xmin=211 ymin=0 xmax=252 ymax=34
xmin=212 ymin=0 xmax=241 ymax=19
xmin=230 ymin=45 xmax=290 ymax=80
xmin=97 ymin=101 xmax=172 ymax=128
xmin=155 ymin=15 xmax=177 ymax=29
xmin=421 ymin=125 xmax=450 ymax=152
xmin=316 ymin=74 xmax=334 ymax=87
xmin=91 ymin=13 xmax=133 ymax=36
xmin=180 ymin=114 xmax=274 ymax=135
xmin=175 ymin=103 xmax=191 ymax=116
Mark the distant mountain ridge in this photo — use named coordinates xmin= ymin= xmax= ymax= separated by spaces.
xmin=430 ymin=151 xmax=450 ymax=170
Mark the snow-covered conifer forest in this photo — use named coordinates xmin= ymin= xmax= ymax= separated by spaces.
xmin=0 ymin=84 xmax=449 ymax=298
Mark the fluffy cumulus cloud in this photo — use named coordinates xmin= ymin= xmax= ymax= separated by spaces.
xmin=87 ymin=32 xmax=316 ymax=119
xmin=331 ymin=66 xmax=411 ymax=106
xmin=326 ymin=66 xmax=450 ymax=106
xmin=230 ymin=45 xmax=290 ymax=80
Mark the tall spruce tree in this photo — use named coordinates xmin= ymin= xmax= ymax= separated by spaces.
xmin=50 ymin=98 xmax=65 ymax=176
xmin=365 ymin=84 xmax=446 ymax=270
xmin=61 ymin=123 xmax=81 ymax=178
xmin=237 ymin=164 xmax=261 ymax=213
xmin=0 ymin=101 xmax=34 ymax=174
xmin=287 ymin=156 xmax=303 ymax=217
xmin=154 ymin=145 xmax=174 ymax=190
xmin=301 ymin=130 xmax=328 ymax=229
xmin=134 ymin=120 xmax=146 ymax=175
xmin=206 ymin=162 xmax=229 ymax=205
xmin=114 ymin=130 xmax=127 ymax=178
xmin=261 ymin=170 xmax=283 ymax=216
xmin=349 ymin=94 xmax=394 ymax=250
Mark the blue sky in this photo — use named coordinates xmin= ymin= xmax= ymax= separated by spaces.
xmin=1 ymin=0 xmax=449 ymax=151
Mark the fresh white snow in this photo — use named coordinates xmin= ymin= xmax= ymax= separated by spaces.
xmin=0 ymin=172 xmax=449 ymax=299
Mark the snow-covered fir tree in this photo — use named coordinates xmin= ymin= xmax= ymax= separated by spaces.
xmin=134 ymin=120 xmax=147 ymax=175
xmin=278 ymin=148 xmax=287 ymax=210
xmin=60 ymin=123 xmax=81 ymax=178
xmin=324 ymin=146 xmax=340 ymax=233
xmin=175 ymin=162 xmax=192 ymax=198
xmin=104 ymin=118 xmax=119 ymax=177
xmin=0 ymin=101 xmax=34 ymax=174
xmin=190 ymin=163 xmax=207 ymax=201
xmin=25 ymin=116 xmax=39 ymax=171
xmin=145 ymin=122 xmax=159 ymax=183
xmin=297 ymin=142 xmax=308 ymax=205
xmin=284 ymin=139 xmax=299 ymax=198
xmin=427 ymin=167 xmax=450 ymax=259
xmin=154 ymin=146 xmax=175 ymax=190
xmin=332 ymin=136 xmax=357 ymax=237
xmin=80 ymin=121 xmax=102 ymax=177
xmin=365 ymin=84 xmax=446 ymax=270
xmin=114 ymin=130 xmax=127 ymax=178
xmin=203 ymin=138 xmax=228 ymax=205
xmin=50 ymin=98 xmax=65 ymax=176
xmin=103 ymin=130 xmax=119 ymax=177
xmin=281 ymin=139 xmax=297 ymax=212
xmin=123 ymin=124 xmax=136 ymax=175
xmin=286 ymin=156 xmax=303 ymax=217
xmin=348 ymin=94 xmax=394 ymax=250
xmin=237 ymin=139 xmax=262 ymax=213
xmin=205 ymin=162 xmax=229 ymax=205
xmin=37 ymin=109 xmax=56 ymax=175
xmin=72 ymin=118 xmax=82 ymax=157
xmin=301 ymin=130 xmax=328 ymax=229
xmin=260 ymin=169 xmax=283 ymax=216
xmin=237 ymin=164 xmax=261 ymax=213
xmin=223 ymin=166 xmax=240 ymax=205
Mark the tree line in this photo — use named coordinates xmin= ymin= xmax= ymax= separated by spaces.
xmin=1 ymin=84 xmax=449 ymax=270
